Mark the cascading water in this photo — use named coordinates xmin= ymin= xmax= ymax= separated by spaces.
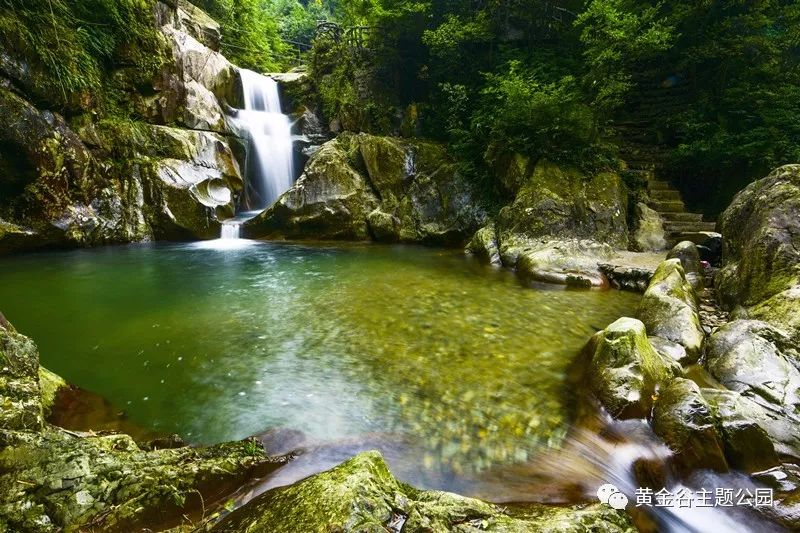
xmin=221 ymin=69 xmax=295 ymax=241
xmin=235 ymin=69 xmax=295 ymax=212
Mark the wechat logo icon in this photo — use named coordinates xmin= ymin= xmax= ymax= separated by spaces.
xmin=597 ymin=483 xmax=629 ymax=510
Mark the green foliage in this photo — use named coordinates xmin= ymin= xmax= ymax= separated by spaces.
xmin=576 ymin=0 xmax=674 ymax=114
xmin=0 ymin=0 xmax=163 ymax=110
xmin=475 ymin=62 xmax=597 ymax=164
xmin=192 ymin=0 xmax=287 ymax=71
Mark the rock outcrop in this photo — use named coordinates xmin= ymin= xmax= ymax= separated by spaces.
xmin=244 ymin=133 xmax=486 ymax=245
xmin=212 ymin=451 xmax=635 ymax=533
xmin=0 ymin=0 xmax=246 ymax=255
xmin=468 ymin=158 xmax=630 ymax=287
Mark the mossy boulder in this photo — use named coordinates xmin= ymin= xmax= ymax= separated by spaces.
xmin=244 ymin=134 xmax=378 ymax=240
xmin=512 ymin=239 xmax=614 ymax=287
xmin=705 ymin=320 xmax=800 ymax=460
xmin=467 ymin=223 xmax=501 ymax=265
xmin=213 ymin=451 xmax=635 ymax=533
xmin=651 ymin=379 xmax=728 ymax=472
xmin=702 ymin=389 xmax=781 ymax=473
xmin=0 ymin=317 xmax=45 ymax=431
xmin=495 ymin=160 xmax=629 ymax=250
xmin=245 ymin=134 xmax=486 ymax=245
xmin=637 ymin=259 xmax=704 ymax=361
xmin=666 ymin=241 xmax=702 ymax=289
xmin=632 ymin=202 xmax=666 ymax=252
xmin=717 ymin=164 xmax=800 ymax=309
xmin=588 ymin=317 xmax=680 ymax=419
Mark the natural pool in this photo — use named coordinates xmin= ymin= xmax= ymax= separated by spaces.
xmin=0 ymin=240 xmax=639 ymax=496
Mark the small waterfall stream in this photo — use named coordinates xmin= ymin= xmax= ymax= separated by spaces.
xmin=222 ymin=69 xmax=295 ymax=240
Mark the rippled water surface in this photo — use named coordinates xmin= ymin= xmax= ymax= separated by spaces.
xmin=0 ymin=240 xmax=639 ymax=493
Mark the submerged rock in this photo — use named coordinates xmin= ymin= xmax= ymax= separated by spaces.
xmin=637 ymin=259 xmax=704 ymax=361
xmin=212 ymin=451 xmax=635 ymax=533
xmin=588 ymin=317 xmax=680 ymax=418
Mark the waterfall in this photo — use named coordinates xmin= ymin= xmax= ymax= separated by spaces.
xmin=221 ymin=222 xmax=241 ymax=240
xmin=234 ymin=69 xmax=295 ymax=212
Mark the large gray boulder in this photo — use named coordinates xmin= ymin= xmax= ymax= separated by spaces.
xmin=717 ymin=164 xmax=800 ymax=343
xmin=705 ymin=320 xmax=800 ymax=460
xmin=637 ymin=259 xmax=704 ymax=361
xmin=588 ymin=317 xmax=680 ymax=418
xmin=651 ymin=379 xmax=728 ymax=472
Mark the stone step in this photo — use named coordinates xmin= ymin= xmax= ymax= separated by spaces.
xmin=671 ymin=231 xmax=721 ymax=245
xmin=664 ymin=221 xmax=718 ymax=233
xmin=651 ymin=200 xmax=686 ymax=213
xmin=650 ymin=189 xmax=682 ymax=202
xmin=647 ymin=180 xmax=672 ymax=191
xmin=659 ymin=212 xmax=704 ymax=223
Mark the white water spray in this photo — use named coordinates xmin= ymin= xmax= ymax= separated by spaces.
xmin=221 ymin=223 xmax=241 ymax=240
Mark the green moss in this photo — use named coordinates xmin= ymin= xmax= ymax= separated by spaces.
xmin=213 ymin=451 xmax=635 ymax=532
xmin=38 ymin=367 xmax=67 ymax=417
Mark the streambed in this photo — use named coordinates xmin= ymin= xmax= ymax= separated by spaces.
xmin=0 ymin=240 xmax=639 ymax=496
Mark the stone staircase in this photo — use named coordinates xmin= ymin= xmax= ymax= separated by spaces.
xmin=647 ymin=180 xmax=717 ymax=245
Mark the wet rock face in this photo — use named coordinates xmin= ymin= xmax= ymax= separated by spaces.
xmin=244 ymin=133 xmax=486 ymax=245
xmin=637 ymin=259 xmax=704 ymax=361
xmin=705 ymin=320 xmax=800 ymax=461
xmin=213 ymin=451 xmax=636 ymax=533
xmin=652 ymin=379 xmax=728 ymax=473
xmin=717 ymin=164 xmax=800 ymax=342
xmin=588 ymin=317 xmax=680 ymax=419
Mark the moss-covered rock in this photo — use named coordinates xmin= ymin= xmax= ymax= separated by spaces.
xmin=466 ymin=223 xmax=501 ymax=265
xmin=651 ymin=378 xmax=728 ymax=472
xmin=702 ymin=389 xmax=781 ymax=473
xmin=0 ymin=317 xmax=44 ymax=431
xmin=666 ymin=241 xmax=702 ymax=290
xmin=212 ymin=451 xmax=635 ymax=533
xmin=588 ymin=317 xmax=680 ymax=419
xmin=637 ymin=259 xmax=704 ymax=361
xmin=495 ymin=160 xmax=629 ymax=250
xmin=513 ymin=239 xmax=614 ymax=287
xmin=244 ymin=134 xmax=378 ymax=240
xmin=717 ymin=164 xmax=800 ymax=309
xmin=244 ymin=134 xmax=486 ymax=245
xmin=632 ymin=202 xmax=666 ymax=252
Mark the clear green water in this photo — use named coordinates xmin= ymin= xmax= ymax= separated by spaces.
xmin=0 ymin=240 xmax=638 ymax=491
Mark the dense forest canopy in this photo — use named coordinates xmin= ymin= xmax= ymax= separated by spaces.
xmin=2 ymin=0 xmax=798 ymax=213
xmin=197 ymin=0 xmax=799 ymax=212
